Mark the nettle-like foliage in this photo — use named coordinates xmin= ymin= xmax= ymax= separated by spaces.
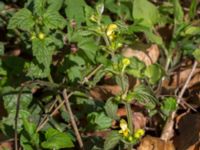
xmin=0 ymin=0 xmax=200 ymax=149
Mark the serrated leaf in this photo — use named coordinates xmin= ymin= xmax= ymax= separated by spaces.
xmin=43 ymin=9 xmax=66 ymax=29
xmin=193 ymin=49 xmax=200 ymax=62
xmin=104 ymin=131 xmax=121 ymax=150
xmin=87 ymin=112 xmax=112 ymax=130
xmin=3 ymin=87 xmax=32 ymax=111
xmin=144 ymin=64 xmax=164 ymax=84
xmin=127 ymin=57 xmax=146 ymax=78
xmin=47 ymin=0 xmax=63 ymax=11
xmin=65 ymin=0 xmax=86 ymax=25
xmin=133 ymin=0 xmax=160 ymax=28
xmin=32 ymin=38 xmax=54 ymax=69
xmin=132 ymin=84 xmax=157 ymax=110
xmin=67 ymin=66 xmax=82 ymax=82
xmin=41 ymin=128 xmax=74 ymax=149
xmin=34 ymin=0 xmax=46 ymax=16
xmin=161 ymin=97 xmax=177 ymax=116
xmin=78 ymin=38 xmax=98 ymax=62
xmin=8 ymin=8 xmax=34 ymax=31
xmin=26 ymin=61 xmax=50 ymax=78
xmin=2 ymin=87 xmax=32 ymax=131
xmin=104 ymin=98 xmax=119 ymax=120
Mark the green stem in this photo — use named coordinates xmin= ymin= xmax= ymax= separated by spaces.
xmin=125 ymin=102 xmax=133 ymax=150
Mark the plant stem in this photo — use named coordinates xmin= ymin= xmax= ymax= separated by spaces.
xmin=125 ymin=102 xmax=133 ymax=150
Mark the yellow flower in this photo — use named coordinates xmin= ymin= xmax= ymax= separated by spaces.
xmin=38 ymin=32 xmax=45 ymax=40
xmin=122 ymin=58 xmax=130 ymax=66
xmin=120 ymin=119 xmax=128 ymax=131
xmin=106 ymin=24 xmax=118 ymax=41
xmin=134 ymin=129 xmax=145 ymax=139
xmin=119 ymin=119 xmax=130 ymax=137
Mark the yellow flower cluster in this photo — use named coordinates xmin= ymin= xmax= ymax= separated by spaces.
xmin=106 ymin=24 xmax=118 ymax=41
xmin=118 ymin=119 xmax=145 ymax=143
xmin=118 ymin=119 xmax=130 ymax=137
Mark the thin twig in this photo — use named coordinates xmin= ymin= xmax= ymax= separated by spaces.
xmin=161 ymin=61 xmax=198 ymax=141
xmin=36 ymin=92 xmax=74 ymax=132
xmin=14 ymin=86 xmax=24 ymax=150
xmin=63 ymin=89 xmax=84 ymax=150
xmin=80 ymin=64 xmax=103 ymax=84
xmin=37 ymin=64 xmax=103 ymax=131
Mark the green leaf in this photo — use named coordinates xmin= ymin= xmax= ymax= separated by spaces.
xmin=172 ymin=0 xmax=184 ymax=23
xmin=65 ymin=0 xmax=86 ymax=26
xmin=78 ymin=38 xmax=98 ymax=62
xmin=115 ymin=75 xmax=128 ymax=93
xmin=193 ymin=49 xmax=200 ymax=62
xmin=104 ymin=98 xmax=119 ymax=120
xmin=189 ymin=0 xmax=198 ymax=19
xmin=132 ymin=84 xmax=157 ymax=110
xmin=182 ymin=25 xmax=200 ymax=36
xmin=0 ymin=42 xmax=4 ymax=55
xmin=47 ymin=0 xmax=63 ymax=11
xmin=26 ymin=61 xmax=50 ymax=78
xmin=127 ymin=57 xmax=146 ymax=78
xmin=0 ymin=1 xmax=5 ymax=11
xmin=1 ymin=87 xmax=32 ymax=131
xmin=8 ymin=8 xmax=34 ymax=31
xmin=133 ymin=0 xmax=160 ymax=28
xmin=34 ymin=0 xmax=46 ymax=16
xmin=145 ymin=31 xmax=164 ymax=46
xmin=87 ymin=112 xmax=112 ymax=130
xmin=161 ymin=97 xmax=177 ymax=116
xmin=23 ymin=118 xmax=36 ymax=136
xmin=41 ymin=128 xmax=74 ymax=149
xmin=67 ymin=66 xmax=82 ymax=82
xmin=32 ymin=38 xmax=54 ymax=69
xmin=43 ymin=9 xmax=66 ymax=29
xmin=104 ymin=131 xmax=121 ymax=150
xmin=3 ymin=87 xmax=32 ymax=111
xmin=105 ymin=0 xmax=132 ymax=21
xmin=144 ymin=64 xmax=164 ymax=84
xmin=20 ymin=119 xmax=39 ymax=149
xmin=0 ymin=42 xmax=4 ymax=66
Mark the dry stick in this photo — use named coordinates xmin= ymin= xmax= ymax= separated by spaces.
xmin=80 ymin=64 xmax=103 ymax=84
xmin=63 ymin=89 xmax=84 ymax=150
xmin=37 ymin=64 xmax=103 ymax=132
xmin=161 ymin=61 xmax=198 ymax=141
xmin=14 ymin=86 xmax=25 ymax=150
xmin=36 ymin=92 xmax=74 ymax=132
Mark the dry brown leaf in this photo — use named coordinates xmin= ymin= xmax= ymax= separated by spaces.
xmin=174 ymin=113 xmax=200 ymax=150
xmin=163 ymin=68 xmax=200 ymax=89
xmin=132 ymin=112 xmax=147 ymax=130
xmin=121 ymin=44 xmax=160 ymax=66
xmin=137 ymin=136 xmax=175 ymax=150
xmin=146 ymin=44 xmax=160 ymax=64
xmin=0 ymin=141 xmax=13 ymax=150
xmin=122 ymin=48 xmax=152 ymax=66
xmin=90 ymin=85 xmax=121 ymax=101
xmin=187 ymin=141 xmax=200 ymax=150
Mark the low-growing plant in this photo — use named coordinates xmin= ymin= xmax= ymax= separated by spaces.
xmin=0 ymin=0 xmax=200 ymax=150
